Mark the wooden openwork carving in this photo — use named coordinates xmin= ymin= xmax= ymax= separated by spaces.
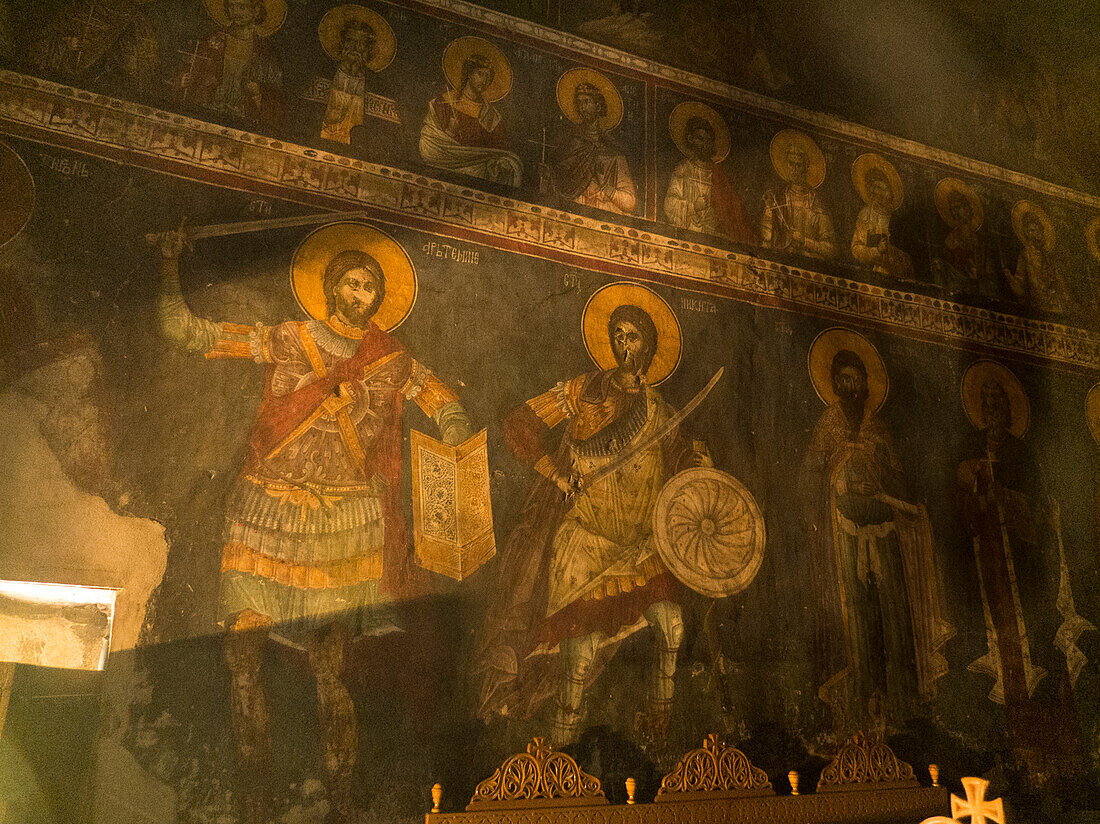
xmin=466 ymin=738 xmax=607 ymax=810
xmin=656 ymin=734 xmax=773 ymax=801
xmin=816 ymin=731 xmax=919 ymax=792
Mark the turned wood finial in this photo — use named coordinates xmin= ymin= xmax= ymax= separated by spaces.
xmin=929 ymin=764 xmax=940 ymax=788
xmin=788 ymin=770 xmax=800 ymax=796
xmin=431 ymin=783 xmax=443 ymax=813
xmin=625 ymin=777 xmax=636 ymax=805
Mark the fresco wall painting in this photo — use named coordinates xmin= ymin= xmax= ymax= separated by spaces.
xmin=0 ymin=2 xmax=1098 ymax=823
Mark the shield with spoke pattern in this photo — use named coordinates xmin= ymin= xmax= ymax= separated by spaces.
xmin=653 ymin=467 xmax=765 ymax=598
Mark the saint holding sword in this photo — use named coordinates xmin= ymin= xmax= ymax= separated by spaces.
xmin=475 ymin=282 xmax=762 ymax=747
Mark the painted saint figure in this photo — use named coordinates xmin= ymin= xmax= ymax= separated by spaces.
xmin=760 ymin=129 xmax=836 ymax=259
xmin=172 ymin=0 xmax=286 ymax=130
xmin=542 ymin=68 xmax=637 ymax=215
xmin=664 ymin=101 xmax=756 ymax=245
xmin=1004 ymin=200 xmax=1069 ymax=315
xmin=1087 ymin=217 xmax=1100 ymax=314
xmin=27 ymin=0 xmax=159 ymax=95
xmin=800 ymin=329 xmax=951 ymax=734
xmin=934 ymin=178 xmax=994 ymax=299
xmin=850 ymin=153 xmax=915 ymax=282
xmin=154 ymin=221 xmax=472 ymax=824
xmin=475 ymin=283 xmax=710 ymax=746
xmin=304 ymin=5 xmax=402 ymax=154
xmin=419 ymin=36 xmax=522 ymax=187
xmin=956 ymin=361 xmax=1094 ymax=788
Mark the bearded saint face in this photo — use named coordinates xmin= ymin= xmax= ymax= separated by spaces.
xmin=224 ymin=0 xmax=260 ymax=29
xmin=331 ymin=267 xmax=381 ymax=328
xmin=785 ymin=147 xmax=808 ymax=186
xmin=611 ymin=319 xmax=649 ymax=377
xmin=339 ymin=24 xmax=376 ymax=72
xmin=832 ymin=354 xmax=869 ymax=430
xmin=980 ymin=380 xmax=1011 ymax=434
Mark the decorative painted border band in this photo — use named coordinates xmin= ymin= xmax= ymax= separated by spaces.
xmin=2 ymin=71 xmax=1098 ymax=374
xmin=393 ymin=0 xmax=1100 ymax=210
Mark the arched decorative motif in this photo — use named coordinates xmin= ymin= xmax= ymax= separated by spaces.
xmin=817 ymin=732 xmax=919 ymax=792
xmin=466 ymin=738 xmax=607 ymax=810
xmin=656 ymin=734 xmax=773 ymax=801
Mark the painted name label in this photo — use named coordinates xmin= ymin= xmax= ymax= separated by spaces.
xmin=422 ymin=242 xmax=480 ymax=264
xmin=682 ymin=296 xmax=718 ymax=313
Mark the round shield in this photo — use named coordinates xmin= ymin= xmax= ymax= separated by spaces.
xmin=653 ymin=467 xmax=765 ymax=598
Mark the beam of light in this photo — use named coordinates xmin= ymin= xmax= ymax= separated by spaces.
xmin=0 ymin=580 xmax=118 ymax=671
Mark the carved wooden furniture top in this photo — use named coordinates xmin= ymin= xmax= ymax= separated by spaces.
xmin=656 ymin=733 xmax=773 ymax=801
xmin=428 ymin=733 xmax=949 ymax=824
xmin=466 ymin=738 xmax=607 ymax=810
xmin=816 ymin=732 xmax=920 ymax=793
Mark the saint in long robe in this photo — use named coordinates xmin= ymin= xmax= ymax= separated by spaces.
xmin=800 ymin=403 xmax=952 ymax=731
xmin=956 ymin=432 xmax=1094 ymax=785
xmin=760 ymin=185 xmax=836 ymax=259
xmin=173 ymin=28 xmax=284 ymax=130
xmin=28 ymin=0 xmax=159 ymax=95
xmin=547 ymin=128 xmax=637 ymax=215
xmin=1005 ymin=244 xmax=1069 ymax=315
xmin=851 ymin=205 xmax=915 ymax=281
xmin=664 ymin=158 xmax=756 ymax=245
xmin=938 ymin=225 xmax=997 ymax=300
xmin=419 ymin=90 xmax=521 ymax=186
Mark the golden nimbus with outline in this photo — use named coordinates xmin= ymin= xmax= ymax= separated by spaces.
xmin=204 ymin=0 xmax=287 ymax=37
xmin=961 ymin=360 xmax=1029 ymax=439
xmin=808 ymin=327 xmax=888 ymax=414
xmin=442 ymin=36 xmax=512 ymax=103
xmin=935 ymin=177 xmax=984 ymax=231
xmin=1011 ymin=199 xmax=1056 ymax=252
xmin=1086 ymin=216 xmax=1100 ymax=264
xmin=555 ymin=68 xmax=623 ymax=132
xmin=1086 ymin=384 xmax=1100 ymax=447
xmin=852 ymin=153 xmax=904 ymax=211
xmin=669 ymin=101 xmax=730 ymax=163
xmin=291 ymin=221 xmax=417 ymax=334
xmin=770 ymin=129 xmax=825 ymax=189
xmin=582 ymin=282 xmax=682 ymax=386
xmin=318 ymin=5 xmax=396 ymax=71
xmin=0 ymin=142 xmax=34 ymax=248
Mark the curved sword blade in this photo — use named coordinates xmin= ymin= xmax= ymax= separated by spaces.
xmin=579 ymin=366 xmax=724 ymax=490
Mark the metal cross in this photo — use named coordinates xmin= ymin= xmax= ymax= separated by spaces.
xmin=919 ymin=776 xmax=1004 ymax=824
xmin=951 ymin=777 xmax=1005 ymax=824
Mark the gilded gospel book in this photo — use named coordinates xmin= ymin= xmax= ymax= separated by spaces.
xmin=410 ymin=428 xmax=496 ymax=581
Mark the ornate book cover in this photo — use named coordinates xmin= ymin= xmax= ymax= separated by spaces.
xmin=410 ymin=428 xmax=496 ymax=581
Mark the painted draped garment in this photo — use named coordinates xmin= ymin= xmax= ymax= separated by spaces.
xmin=800 ymin=403 xmax=952 ymax=727
xmin=474 ymin=371 xmax=694 ymax=719
xmin=158 ymin=283 xmax=468 ymax=645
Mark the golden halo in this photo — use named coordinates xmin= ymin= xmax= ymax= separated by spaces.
xmin=582 ymin=282 xmax=682 ymax=386
xmin=0 ymin=142 xmax=34 ymax=248
xmin=1011 ymin=200 xmax=1055 ymax=252
xmin=291 ymin=221 xmax=417 ymax=334
xmin=318 ymin=5 xmax=395 ymax=72
xmin=960 ymin=360 xmax=1029 ymax=439
xmin=1086 ymin=384 xmax=1100 ymax=447
xmin=769 ymin=129 xmax=825 ymax=189
xmin=556 ymin=68 xmax=623 ymax=132
xmin=1087 ymin=216 xmax=1100 ymax=264
xmin=204 ymin=0 xmax=287 ymax=37
xmin=808 ymin=328 xmax=888 ymax=414
xmin=442 ymin=36 xmax=512 ymax=104
xmin=852 ymin=153 xmax=903 ymax=211
xmin=934 ymin=177 xmax=983 ymax=231
xmin=669 ymin=101 xmax=730 ymax=163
